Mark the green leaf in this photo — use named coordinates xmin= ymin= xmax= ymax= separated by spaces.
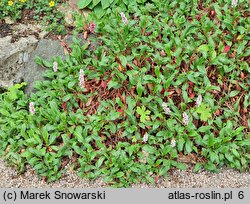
xmin=196 ymin=103 xmax=212 ymax=121
xmin=229 ymin=90 xmax=240 ymax=97
xmin=204 ymin=162 xmax=218 ymax=172
xmin=50 ymin=101 xmax=59 ymax=115
xmin=126 ymin=70 xmax=139 ymax=85
xmin=62 ymin=94 xmax=73 ymax=102
xmin=108 ymin=80 xmax=121 ymax=90
xmin=198 ymin=126 xmax=214 ymax=133
xmin=193 ymin=163 xmax=202 ymax=173
xmin=101 ymin=0 xmax=111 ymax=9
xmin=109 ymin=110 xmax=120 ymax=121
xmin=62 ymin=134 xmax=70 ymax=145
xmin=73 ymin=145 xmax=84 ymax=156
xmin=42 ymin=127 xmax=49 ymax=145
xmin=96 ymin=156 xmax=105 ymax=168
xmin=185 ymin=139 xmax=192 ymax=154
xmin=208 ymin=134 xmax=215 ymax=147
xmin=162 ymin=146 xmax=172 ymax=156
xmin=13 ymin=82 xmax=26 ymax=89
xmin=48 ymin=133 xmax=58 ymax=145
xmin=93 ymin=0 xmax=101 ymax=6
xmin=93 ymin=4 xmax=106 ymax=18
xmin=136 ymin=106 xmax=145 ymax=115
xmin=130 ymin=166 xmax=140 ymax=173
xmin=159 ymin=160 xmax=171 ymax=176
xmin=119 ymin=55 xmax=127 ymax=68
xmin=231 ymin=149 xmax=240 ymax=158
xmin=198 ymin=44 xmax=209 ymax=52
xmin=136 ymin=106 xmax=151 ymax=123
xmin=109 ymin=122 xmax=117 ymax=134
xmin=143 ymin=75 xmax=155 ymax=83
xmin=77 ymin=0 xmax=92 ymax=9
xmin=211 ymin=50 xmax=217 ymax=60
xmin=209 ymin=151 xmax=219 ymax=163
xmin=172 ymin=161 xmax=188 ymax=170
xmin=7 ymin=90 xmax=18 ymax=101
xmin=142 ymin=145 xmax=156 ymax=155
xmin=225 ymin=153 xmax=234 ymax=162
xmin=67 ymin=81 xmax=75 ymax=89
xmin=177 ymin=137 xmax=185 ymax=152
xmin=164 ymin=71 xmax=178 ymax=90
xmin=0 ymin=109 xmax=10 ymax=116
xmin=136 ymin=80 xmax=143 ymax=97
xmin=155 ymin=159 xmax=162 ymax=167
xmin=74 ymin=126 xmax=84 ymax=143
xmin=116 ymin=172 xmax=124 ymax=178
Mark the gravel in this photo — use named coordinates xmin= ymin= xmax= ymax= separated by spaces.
xmin=1 ymin=158 xmax=249 ymax=188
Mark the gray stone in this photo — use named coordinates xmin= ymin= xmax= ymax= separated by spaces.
xmin=12 ymin=23 xmax=44 ymax=34
xmin=4 ymin=17 xmax=15 ymax=25
xmin=10 ymin=23 xmax=49 ymax=39
xmin=19 ymin=39 xmax=66 ymax=95
xmin=0 ymin=36 xmax=38 ymax=89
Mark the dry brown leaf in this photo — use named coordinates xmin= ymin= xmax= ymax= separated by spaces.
xmin=83 ymin=31 xmax=88 ymax=39
xmin=118 ymin=63 xmax=123 ymax=71
xmin=86 ymin=97 xmax=93 ymax=107
xmin=177 ymin=153 xmax=197 ymax=164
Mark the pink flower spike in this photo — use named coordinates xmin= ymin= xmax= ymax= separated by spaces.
xmin=171 ymin=139 xmax=176 ymax=147
xmin=223 ymin=45 xmax=231 ymax=53
xmin=78 ymin=69 xmax=85 ymax=89
xmin=162 ymin=102 xmax=171 ymax=115
xmin=29 ymin=102 xmax=35 ymax=115
xmin=120 ymin=12 xmax=128 ymax=25
xmin=53 ymin=61 xmax=58 ymax=72
xmin=143 ymin=133 xmax=149 ymax=143
xmin=196 ymin=95 xmax=202 ymax=107
xmin=182 ymin=112 xmax=189 ymax=126
xmin=231 ymin=0 xmax=238 ymax=7
xmin=89 ymin=22 xmax=96 ymax=34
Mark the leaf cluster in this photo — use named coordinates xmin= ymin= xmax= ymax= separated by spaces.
xmin=0 ymin=0 xmax=249 ymax=187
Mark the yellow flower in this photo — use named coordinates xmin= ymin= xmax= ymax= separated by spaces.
xmin=49 ymin=1 xmax=55 ymax=7
xmin=19 ymin=0 xmax=26 ymax=3
xmin=8 ymin=0 xmax=13 ymax=6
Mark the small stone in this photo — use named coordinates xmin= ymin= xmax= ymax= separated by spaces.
xmin=4 ymin=17 xmax=15 ymax=24
xmin=39 ymin=30 xmax=49 ymax=39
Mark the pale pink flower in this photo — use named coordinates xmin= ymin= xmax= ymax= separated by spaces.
xmin=120 ymin=12 xmax=128 ymax=25
xmin=231 ymin=0 xmax=238 ymax=7
xmin=29 ymin=102 xmax=35 ymax=115
xmin=182 ymin=112 xmax=189 ymax=125
xmin=53 ymin=61 xmax=58 ymax=72
xmin=196 ymin=95 xmax=202 ymax=107
xmin=89 ymin=22 xmax=96 ymax=34
xmin=170 ymin=139 xmax=176 ymax=147
xmin=162 ymin=102 xmax=171 ymax=115
xmin=78 ymin=69 xmax=85 ymax=88
xmin=143 ymin=133 xmax=149 ymax=143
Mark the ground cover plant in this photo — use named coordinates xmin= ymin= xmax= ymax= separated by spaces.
xmin=0 ymin=0 xmax=66 ymax=34
xmin=0 ymin=0 xmax=249 ymax=187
